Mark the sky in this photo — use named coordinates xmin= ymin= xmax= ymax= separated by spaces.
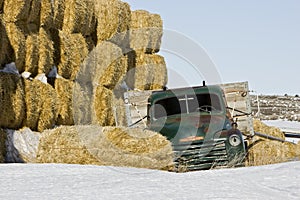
xmin=125 ymin=0 xmax=300 ymax=95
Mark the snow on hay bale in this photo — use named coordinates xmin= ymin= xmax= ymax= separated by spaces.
xmin=23 ymin=79 xmax=58 ymax=132
xmin=3 ymin=0 xmax=31 ymax=23
xmin=126 ymin=52 xmax=167 ymax=90
xmin=25 ymin=34 xmax=39 ymax=76
xmin=0 ymin=72 xmax=25 ymax=129
xmin=55 ymin=77 xmax=75 ymax=126
xmin=129 ymin=10 xmax=163 ymax=53
xmin=38 ymin=28 xmax=54 ymax=75
xmin=58 ymin=31 xmax=89 ymax=80
xmin=5 ymin=23 xmax=26 ymax=72
xmin=0 ymin=128 xmax=6 ymax=163
xmin=247 ymin=120 xmax=297 ymax=166
xmin=37 ymin=125 xmax=174 ymax=170
xmin=63 ymin=0 xmax=96 ymax=36
xmin=5 ymin=128 xmax=41 ymax=163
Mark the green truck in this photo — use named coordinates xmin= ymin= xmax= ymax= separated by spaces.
xmin=123 ymin=82 xmax=252 ymax=172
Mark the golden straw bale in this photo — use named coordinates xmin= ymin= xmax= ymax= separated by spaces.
xmin=38 ymin=28 xmax=54 ymax=75
xmin=58 ymin=31 xmax=89 ymax=80
xmin=109 ymin=1 xmax=131 ymax=48
xmin=23 ymin=79 xmax=58 ymax=132
xmin=0 ymin=72 xmax=26 ymax=129
xmin=129 ymin=10 xmax=163 ymax=53
xmin=95 ymin=0 xmax=119 ymax=42
xmin=36 ymin=126 xmax=102 ymax=165
xmin=3 ymin=0 xmax=31 ymax=23
xmin=126 ymin=52 xmax=167 ymax=90
xmin=0 ymin=17 xmax=14 ymax=66
xmin=40 ymin=0 xmax=54 ymax=28
xmin=99 ymin=55 xmax=128 ymax=90
xmin=55 ymin=77 xmax=75 ymax=126
xmin=53 ymin=0 xmax=66 ymax=29
xmin=0 ymin=128 xmax=6 ymax=163
xmin=253 ymin=119 xmax=285 ymax=140
xmin=37 ymin=125 xmax=174 ymax=170
xmin=94 ymin=86 xmax=114 ymax=126
xmin=27 ymin=0 xmax=41 ymax=29
xmin=63 ymin=0 xmax=96 ymax=36
xmin=25 ymin=34 xmax=39 ymax=76
xmin=5 ymin=23 xmax=26 ymax=73
xmin=76 ymin=41 xmax=123 ymax=84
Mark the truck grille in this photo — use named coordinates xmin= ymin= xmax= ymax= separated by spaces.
xmin=173 ymin=139 xmax=228 ymax=172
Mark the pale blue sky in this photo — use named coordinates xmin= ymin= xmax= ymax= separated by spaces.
xmin=125 ymin=0 xmax=300 ymax=95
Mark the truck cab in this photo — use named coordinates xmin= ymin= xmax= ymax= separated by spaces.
xmin=147 ymin=85 xmax=246 ymax=171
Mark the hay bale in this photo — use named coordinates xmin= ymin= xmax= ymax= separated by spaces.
xmin=0 ymin=128 xmax=6 ymax=163
xmin=53 ymin=0 xmax=66 ymax=29
xmin=3 ymin=0 xmax=31 ymax=23
xmin=23 ymin=79 xmax=58 ymax=132
xmin=40 ymin=0 xmax=54 ymax=28
xmin=0 ymin=72 xmax=25 ymax=129
xmin=38 ymin=28 xmax=54 ymax=75
xmin=126 ymin=52 xmax=167 ymax=90
xmin=129 ymin=10 xmax=163 ymax=53
xmin=5 ymin=128 xmax=40 ymax=163
xmin=0 ymin=17 xmax=14 ymax=66
xmin=37 ymin=125 xmax=174 ymax=170
xmin=63 ymin=0 xmax=96 ymax=36
xmin=0 ymin=0 xmax=3 ymax=12
xmin=25 ymin=34 xmax=39 ymax=76
xmin=94 ymin=86 xmax=114 ymax=126
xmin=5 ymin=23 xmax=26 ymax=72
xmin=95 ymin=0 xmax=119 ymax=42
xmin=27 ymin=0 xmax=41 ymax=30
xmin=55 ymin=77 xmax=75 ymax=125
xmin=247 ymin=119 xmax=297 ymax=166
xmin=58 ymin=31 xmax=89 ymax=80
xmin=37 ymin=126 xmax=102 ymax=165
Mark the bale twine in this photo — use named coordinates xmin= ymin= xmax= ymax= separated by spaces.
xmin=23 ymin=79 xmax=58 ymax=132
xmin=40 ymin=0 xmax=54 ymax=28
xmin=53 ymin=0 xmax=66 ymax=29
xmin=0 ymin=72 xmax=25 ymax=129
xmin=25 ymin=34 xmax=39 ymax=76
xmin=5 ymin=23 xmax=26 ymax=73
xmin=94 ymin=86 xmax=114 ymax=126
xmin=0 ymin=128 xmax=6 ymax=163
xmin=58 ymin=31 xmax=89 ymax=80
xmin=63 ymin=0 xmax=96 ymax=36
xmin=0 ymin=17 xmax=14 ymax=66
xmin=3 ymin=0 xmax=31 ymax=23
xmin=129 ymin=10 xmax=163 ymax=53
xmin=37 ymin=125 xmax=174 ymax=170
xmin=247 ymin=120 xmax=297 ymax=166
xmin=95 ymin=0 xmax=119 ymax=42
xmin=38 ymin=28 xmax=54 ymax=75
xmin=5 ymin=128 xmax=41 ymax=163
xmin=126 ymin=52 xmax=167 ymax=90
xmin=37 ymin=126 xmax=102 ymax=165
xmin=55 ymin=77 xmax=75 ymax=126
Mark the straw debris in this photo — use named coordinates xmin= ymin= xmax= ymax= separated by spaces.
xmin=0 ymin=72 xmax=26 ymax=129
xmin=58 ymin=31 xmax=89 ymax=80
xmin=63 ymin=0 xmax=96 ymax=36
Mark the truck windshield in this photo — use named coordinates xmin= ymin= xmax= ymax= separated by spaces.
xmin=153 ymin=93 xmax=222 ymax=119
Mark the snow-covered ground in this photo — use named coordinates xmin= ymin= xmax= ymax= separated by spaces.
xmin=1 ymin=162 xmax=300 ymax=200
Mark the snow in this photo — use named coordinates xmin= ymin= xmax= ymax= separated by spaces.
xmin=0 ymin=162 xmax=300 ymax=200
xmin=0 ymin=62 xmax=19 ymax=74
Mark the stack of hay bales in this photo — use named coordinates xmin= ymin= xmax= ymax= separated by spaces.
xmin=247 ymin=119 xmax=299 ymax=166
xmin=37 ymin=125 xmax=174 ymax=170
xmin=0 ymin=128 xmax=6 ymax=163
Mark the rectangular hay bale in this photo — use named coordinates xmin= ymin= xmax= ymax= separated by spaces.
xmin=38 ymin=28 xmax=54 ymax=75
xmin=53 ymin=0 xmax=66 ymax=29
xmin=25 ymin=34 xmax=39 ymax=76
xmin=3 ymin=0 xmax=31 ymax=23
xmin=40 ymin=0 xmax=54 ymax=28
xmin=0 ymin=17 xmax=14 ymax=66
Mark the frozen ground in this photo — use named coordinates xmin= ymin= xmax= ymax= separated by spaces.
xmin=0 ymin=162 xmax=300 ymax=200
